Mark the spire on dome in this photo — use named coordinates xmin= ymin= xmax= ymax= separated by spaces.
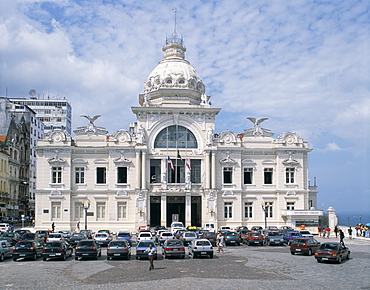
xmin=163 ymin=8 xmax=186 ymax=59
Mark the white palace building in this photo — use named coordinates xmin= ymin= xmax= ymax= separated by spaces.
xmin=35 ymin=34 xmax=322 ymax=232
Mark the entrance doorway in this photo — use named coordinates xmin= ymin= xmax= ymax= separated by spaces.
xmin=191 ymin=196 xmax=201 ymax=227
xmin=166 ymin=196 xmax=185 ymax=227
xmin=150 ymin=196 xmax=161 ymax=227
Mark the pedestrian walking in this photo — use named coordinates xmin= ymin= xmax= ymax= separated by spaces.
xmin=217 ymin=232 xmax=225 ymax=253
xmin=76 ymin=221 xmax=80 ymax=232
xmin=325 ymin=227 xmax=331 ymax=238
xmin=339 ymin=229 xmax=345 ymax=246
xmin=318 ymin=225 xmax=323 ymax=238
xmin=51 ymin=222 xmax=55 ymax=232
xmin=145 ymin=244 xmax=156 ymax=271
xmin=334 ymin=225 xmax=339 ymax=238
xmin=348 ymin=227 xmax=353 ymax=239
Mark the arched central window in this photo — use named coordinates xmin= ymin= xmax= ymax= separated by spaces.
xmin=154 ymin=125 xmax=197 ymax=148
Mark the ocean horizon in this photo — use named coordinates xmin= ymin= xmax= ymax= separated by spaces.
xmin=336 ymin=212 xmax=370 ymax=227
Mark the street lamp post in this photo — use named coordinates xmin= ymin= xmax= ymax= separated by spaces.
xmin=359 ymin=215 xmax=362 ymax=225
xmin=83 ymin=199 xmax=91 ymax=230
xmin=261 ymin=202 xmax=271 ymax=229
xmin=347 ymin=215 xmax=350 ymax=227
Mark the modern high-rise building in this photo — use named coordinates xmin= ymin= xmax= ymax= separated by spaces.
xmin=9 ymin=95 xmax=72 ymax=135
xmin=34 ymin=33 xmax=322 ymax=232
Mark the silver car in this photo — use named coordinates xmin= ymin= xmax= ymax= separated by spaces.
xmin=264 ymin=231 xmax=285 ymax=246
xmin=0 ymin=240 xmax=12 ymax=261
xmin=107 ymin=240 xmax=131 ymax=260
xmin=94 ymin=233 xmax=112 ymax=246
xmin=188 ymin=239 xmax=214 ymax=259
xmin=181 ymin=231 xmax=197 ymax=246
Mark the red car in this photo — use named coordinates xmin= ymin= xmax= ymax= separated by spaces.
xmin=314 ymin=242 xmax=350 ymax=263
xmin=243 ymin=232 xmax=264 ymax=246
xmin=199 ymin=232 xmax=217 ymax=246
xmin=290 ymin=238 xmax=321 ymax=255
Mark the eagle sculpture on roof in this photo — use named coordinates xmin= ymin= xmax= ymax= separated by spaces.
xmin=244 ymin=117 xmax=274 ymax=137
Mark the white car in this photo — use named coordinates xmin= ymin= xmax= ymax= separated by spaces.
xmin=94 ymin=233 xmax=113 ymax=246
xmin=158 ymin=231 xmax=174 ymax=245
xmin=299 ymin=230 xmax=313 ymax=238
xmin=46 ymin=233 xmax=66 ymax=242
xmin=137 ymin=232 xmax=153 ymax=242
xmin=171 ymin=222 xmax=185 ymax=234
xmin=0 ymin=224 xmax=10 ymax=233
xmin=181 ymin=232 xmax=197 ymax=246
xmin=188 ymin=239 xmax=214 ymax=259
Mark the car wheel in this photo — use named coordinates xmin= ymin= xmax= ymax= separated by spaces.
xmin=209 ymin=253 xmax=214 ymax=259
xmin=32 ymin=253 xmax=37 ymax=261
xmin=61 ymin=254 xmax=66 ymax=261
xmin=69 ymin=251 xmax=73 ymax=257
xmin=337 ymin=256 xmax=342 ymax=264
xmin=307 ymin=249 xmax=312 ymax=256
xmin=13 ymin=258 xmax=17 ymax=262
xmin=75 ymin=256 xmax=78 ymax=261
xmin=136 ymin=256 xmax=138 ymax=260
xmin=182 ymin=255 xmax=185 ymax=259
xmin=347 ymin=253 xmax=350 ymax=260
xmin=0 ymin=253 xmax=4 ymax=262
xmin=43 ymin=257 xmax=47 ymax=261
xmin=107 ymin=256 xmax=111 ymax=260
xmin=291 ymin=251 xmax=295 ymax=255
xmin=316 ymin=258 xmax=321 ymax=263
xmin=99 ymin=251 xmax=102 ymax=257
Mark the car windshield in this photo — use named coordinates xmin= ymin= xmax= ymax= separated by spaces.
xmin=300 ymin=231 xmax=310 ymax=234
xmin=291 ymin=233 xmax=301 ymax=237
xmin=269 ymin=232 xmax=281 ymax=236
xmin=320 ymin=244 xmax=338 ymax=250
xmin=185 ymin=233 xmax=196 ymax=237
xmin=72 ymin=233 xmax=85 ymax=238
xmin=118 ymin=233 xmax=130 ymax=237
xmin=226 ymin=232 xmax=237 ymax=236
xmin=295 ymin=239 xmax=308 ymax=243
xmin=196 ymin=241 xmax=210 ymax=246
xmin=78 ymin=241 xmax=94 ymax=246
xmin=1 ymin=233 xmax=14 ymax=237
xmin=250 ymin=233 xmax=261 ymax=237
xmin=46 ymin=242 xmax=63 ymax=247
xmin=138 ymin=241 xmax=154 ymax=247
xmin=172 ymin=223 xmax=183 ymax=227
xmin=17 ymin=241 xmax=33 ymax=247
xmin=95 ymin=234 xmax=107 ymax=237
xmin=109 ymin=241 xmax=127 ymax=247
xmin=162 ymin=233 xmax=172 ymax=236
xmin=50 ymin=234 xmax=62 ymax=238
xmin=205 ymin=233 xmax=216 ymax=237
xmin=140 ymin=233 xmax=151 ymax=237
xmin=167 ymin=240 xmax=182 ymax=246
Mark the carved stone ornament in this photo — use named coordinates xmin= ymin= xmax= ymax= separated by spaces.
xmin=116 ymin=190 xmax=128 ymax=197
xmin=47 ymin=129 xmax=69 ymax=143
xmin=275 ymin=132 xmax=303 ymax=145
xmin=74 ymin=115 xmax=108 ymax=136
xmin=50 ymin=190 xmax=62 ymax=196
xmin=188 ymin=114 xmax=205 ymax=130
xmin=218 ymin=130 xmax=237 ymax=144
xmin=222 ymin=190 xmax=235 ymax=197
xmin=282 ymin=151 xmax=300 ymax=167
xmin=111 ymin=129 xmax=132 ymax=143
xmin=147 ymin=114 xmax=163 ymax=131
xmin=136 ymin=125 xmax=146 ymax=145
xmin=244 ymin=117 xmax=274 ymax=137
xmin=47 ymin=151 xmax=66 ymax=165
xmin=286 ymin=190 xmax=296 ymax=196
xmin=113 ymin=152 xmax=132 ymax=165
xmin=219 ymin=155 xmax=237 ymax=165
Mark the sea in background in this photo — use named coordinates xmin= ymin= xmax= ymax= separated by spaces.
xmin=336 ymin=212 xmax=370 ymax=227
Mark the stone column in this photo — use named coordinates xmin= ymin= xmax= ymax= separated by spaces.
xmin=211 ymin=151 xmax=216 ymax=189
xmin=185 ymin=193 xmax=192 ymax=227
xmin=327 ymin=206 xmax=336 ymax=230
xmin=136 ymin=151 xmax=141 ymax=189
xmin=141 ymin=151 xmax=147 ymax=190
xmin=161 ymin=194 xmax=167 ymax=227
xmin=205 ymin=151 xmax=210 ymax=189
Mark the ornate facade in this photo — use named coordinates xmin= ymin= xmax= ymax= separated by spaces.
xmin=35 ymin=34 xmax=322 ymax=232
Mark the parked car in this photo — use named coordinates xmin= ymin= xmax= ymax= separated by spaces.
xmin=154 ymin=229 xmax=168 ymax=243
xmin=36 ymin=230 xmax=49 ymax=242
xmin=235 ymin=226 xmax=249 ymax=232
xmin=20 ymin=232 xmax=45 ymax=244
xmin=243 ymin=232 xmax=264 ymax=246
xmin=68 ymin=233 xmax=87 ymax=247
xmin=158 ymin=231 xmax=174 ymax=245
xmin=299 ymin=230 xmax=314 ymax=238
xmin=94 ymin=233 xmax=113 ymax=246
xmin=0 ymin=223 xmax=10 ymax=233
xmin=267 ymin=226 xmax=279 ymax=232
xmin=46 ymin=233 xmax=66 ymax=242
xmin=137 ymin=232 xmax=153 ymax=242
xmin=283 ymin=231 xmax=302 ymax=245
xmin=290 ymin=238 xmax=321 ymax=255
xmin=75 ymin=240 xmax=101 ymax=260
xmin=199 ymin=232 xmax=217 ymax=246
xmin=174 ymin=229 xmax=186 ymax=239
xmin=224 ymin=231 xmax=241 ymax=246
xmin=264 ymin=231 xmax=285 ymax=246
xmin=80 ymin=230 xmax=93 ymax=239
xmin=14 ymin=229 xmax=31 ymax=237
xmin=58 ymin=230 xmax=72 ymax=239
xmin=115 ymin=231 xmax=132 ymax=246
xmin=181 ymin=231 xmax=198 ymax=246
xmin=0 ymin=240 xmax=13 ymax=261
xmin=107 ymin=240 xmax=131 ymax=260
xmin=162 ymin=239 xmax=185 ymax=259
xmin=171 ymin=222 xmax=185 ymax=235
xmin=42 ymin=241 xmax=73 ymax=261
xmin=251 ymin=226 xmax=263 ymax=231
xmin=0 ymin=232 xmax=21 ymax=246
xmin=188 ymin=239 xmax=214 ymax=259
xmin=314 ymin=242 xmax=350 ymax=263
xmin=12 ymin=240 xmax=43 ymax=261
xmin=97 ymin=229 xmax=112 ymax=236
xmin=136 ymin=241 xmax=157 ymax=260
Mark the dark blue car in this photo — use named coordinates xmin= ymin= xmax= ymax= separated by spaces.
xmin=283 ymin=231 xmax=302 ymax=245
xmin=115 ymin=231 xmax=132 ymax=246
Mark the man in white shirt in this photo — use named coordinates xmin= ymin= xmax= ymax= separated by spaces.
xmin=145 ymin=244 xmax=156 ymax=271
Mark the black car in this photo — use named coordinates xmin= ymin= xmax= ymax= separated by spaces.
xmin=68 ymin=233 xmax=87 ymax=246
xmin=42 ymin=241 xmax=73 ymax=261
xmin=20 ymin=233 xmax=45 ymax=245
xmin=0 ymin=232 xmax=21 ymax=246
xmin=75 ymin=240 xmax=101 ymax=260
xmin=79 ymin=230 xmax=93 ymax=239
xmin=36 ymin=230 xmax=50 ymax=242
xmin=12 ymin=240 xmax=43 ymax=261
xmin=14 ymin=229 xmax=31 ymax=237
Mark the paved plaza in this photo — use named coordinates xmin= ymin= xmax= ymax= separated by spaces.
xmin=1 ymin=237 xmax=369 ymax=289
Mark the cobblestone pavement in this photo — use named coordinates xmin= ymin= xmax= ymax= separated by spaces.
xmin=1 ymin=237 xmax=369 ymax=290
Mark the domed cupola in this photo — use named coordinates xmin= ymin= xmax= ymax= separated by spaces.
xmin=140 ymin=33 xmax=210 ymax=107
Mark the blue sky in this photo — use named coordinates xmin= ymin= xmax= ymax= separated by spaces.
xmin=0 ymin=0 xmax=369 ymax=214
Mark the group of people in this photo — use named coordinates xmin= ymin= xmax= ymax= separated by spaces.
xmin=318 ymin=225 xmax=346 ymax=247
xmin=355 ymin=224 xmax=369 ymax=237
xmin=317 ymin=225 xmax=333 ymax=238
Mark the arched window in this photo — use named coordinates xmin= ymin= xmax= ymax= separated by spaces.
xmin=154 ymin=125 xmax=197 ymax=148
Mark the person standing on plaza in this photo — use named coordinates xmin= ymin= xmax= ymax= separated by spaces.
xmin=325 ymin=227 xmax=331 ymax=238
xmin=217 ymin=232 xmax=225 ymax=253
xmin=145 ymin=244 xmax=156 ymax=271
xmin=334 ymin=225 xmax=339 ymax=238
xmin=318 ymin=225 xmax=323 ymax=237
xmin=51 ymin=222 xmax=55 ymax=232
xmin=339 ymin=229 xmax=345 ymax=246
xmin=348 ymin=227 xmax=353 ymax=239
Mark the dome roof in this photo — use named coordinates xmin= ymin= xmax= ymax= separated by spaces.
xmin=142 ymin=35 xmax=209 ymax=107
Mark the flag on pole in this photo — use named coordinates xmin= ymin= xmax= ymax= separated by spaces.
xmin=177 ymin=150 xmax=182 ymax=160
xmin=185 ymin=158 xmax=191 ymax=171
xmin=167 ymin=156 xmax=174 ymax=171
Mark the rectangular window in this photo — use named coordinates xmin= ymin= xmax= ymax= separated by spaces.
xmin=51 ymin=202 xmax=61 ymax=220
xmin=96 ymin=167 xmax=106 ymax=184
xmin=74 ymin=202 xmax=84 ymax=219
xmin=264 ymin=168 xmax=273 ymax=184
xmin=117 ymin=202 xmax=127 ymax=220
xmin=150 ymin=159 xmax=161 ymax=183
xmin=244 ymin=202 xmax=253 ymax=218
xmin=224 ymin=202 xmax=233 ymax=218
xmin=287 ymin=202 xmax=295 ymax=210
xmin=191 ymin=159 xmax=201 ymax=183
xmin=223 ymin=167 xmax=233 ymax=184
xmin=97 ymin=202 xmax=106 ymax=219
xmin=264 ymin=202 xmax=273 ymax=218
xmin=75 ymin=168 xmax=85 ymax=184
xmin=286 ymin=168 xmax=295 ymax=183
xmin=52 ymin=167 xmax=62 ymax=183
xmin=117 ymin=167 xmax=127 ymax=183
xmin=168 ymin=159 xmax=185 ymax=183
xmin=243 ymin=168 xmax=253 ymax=184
